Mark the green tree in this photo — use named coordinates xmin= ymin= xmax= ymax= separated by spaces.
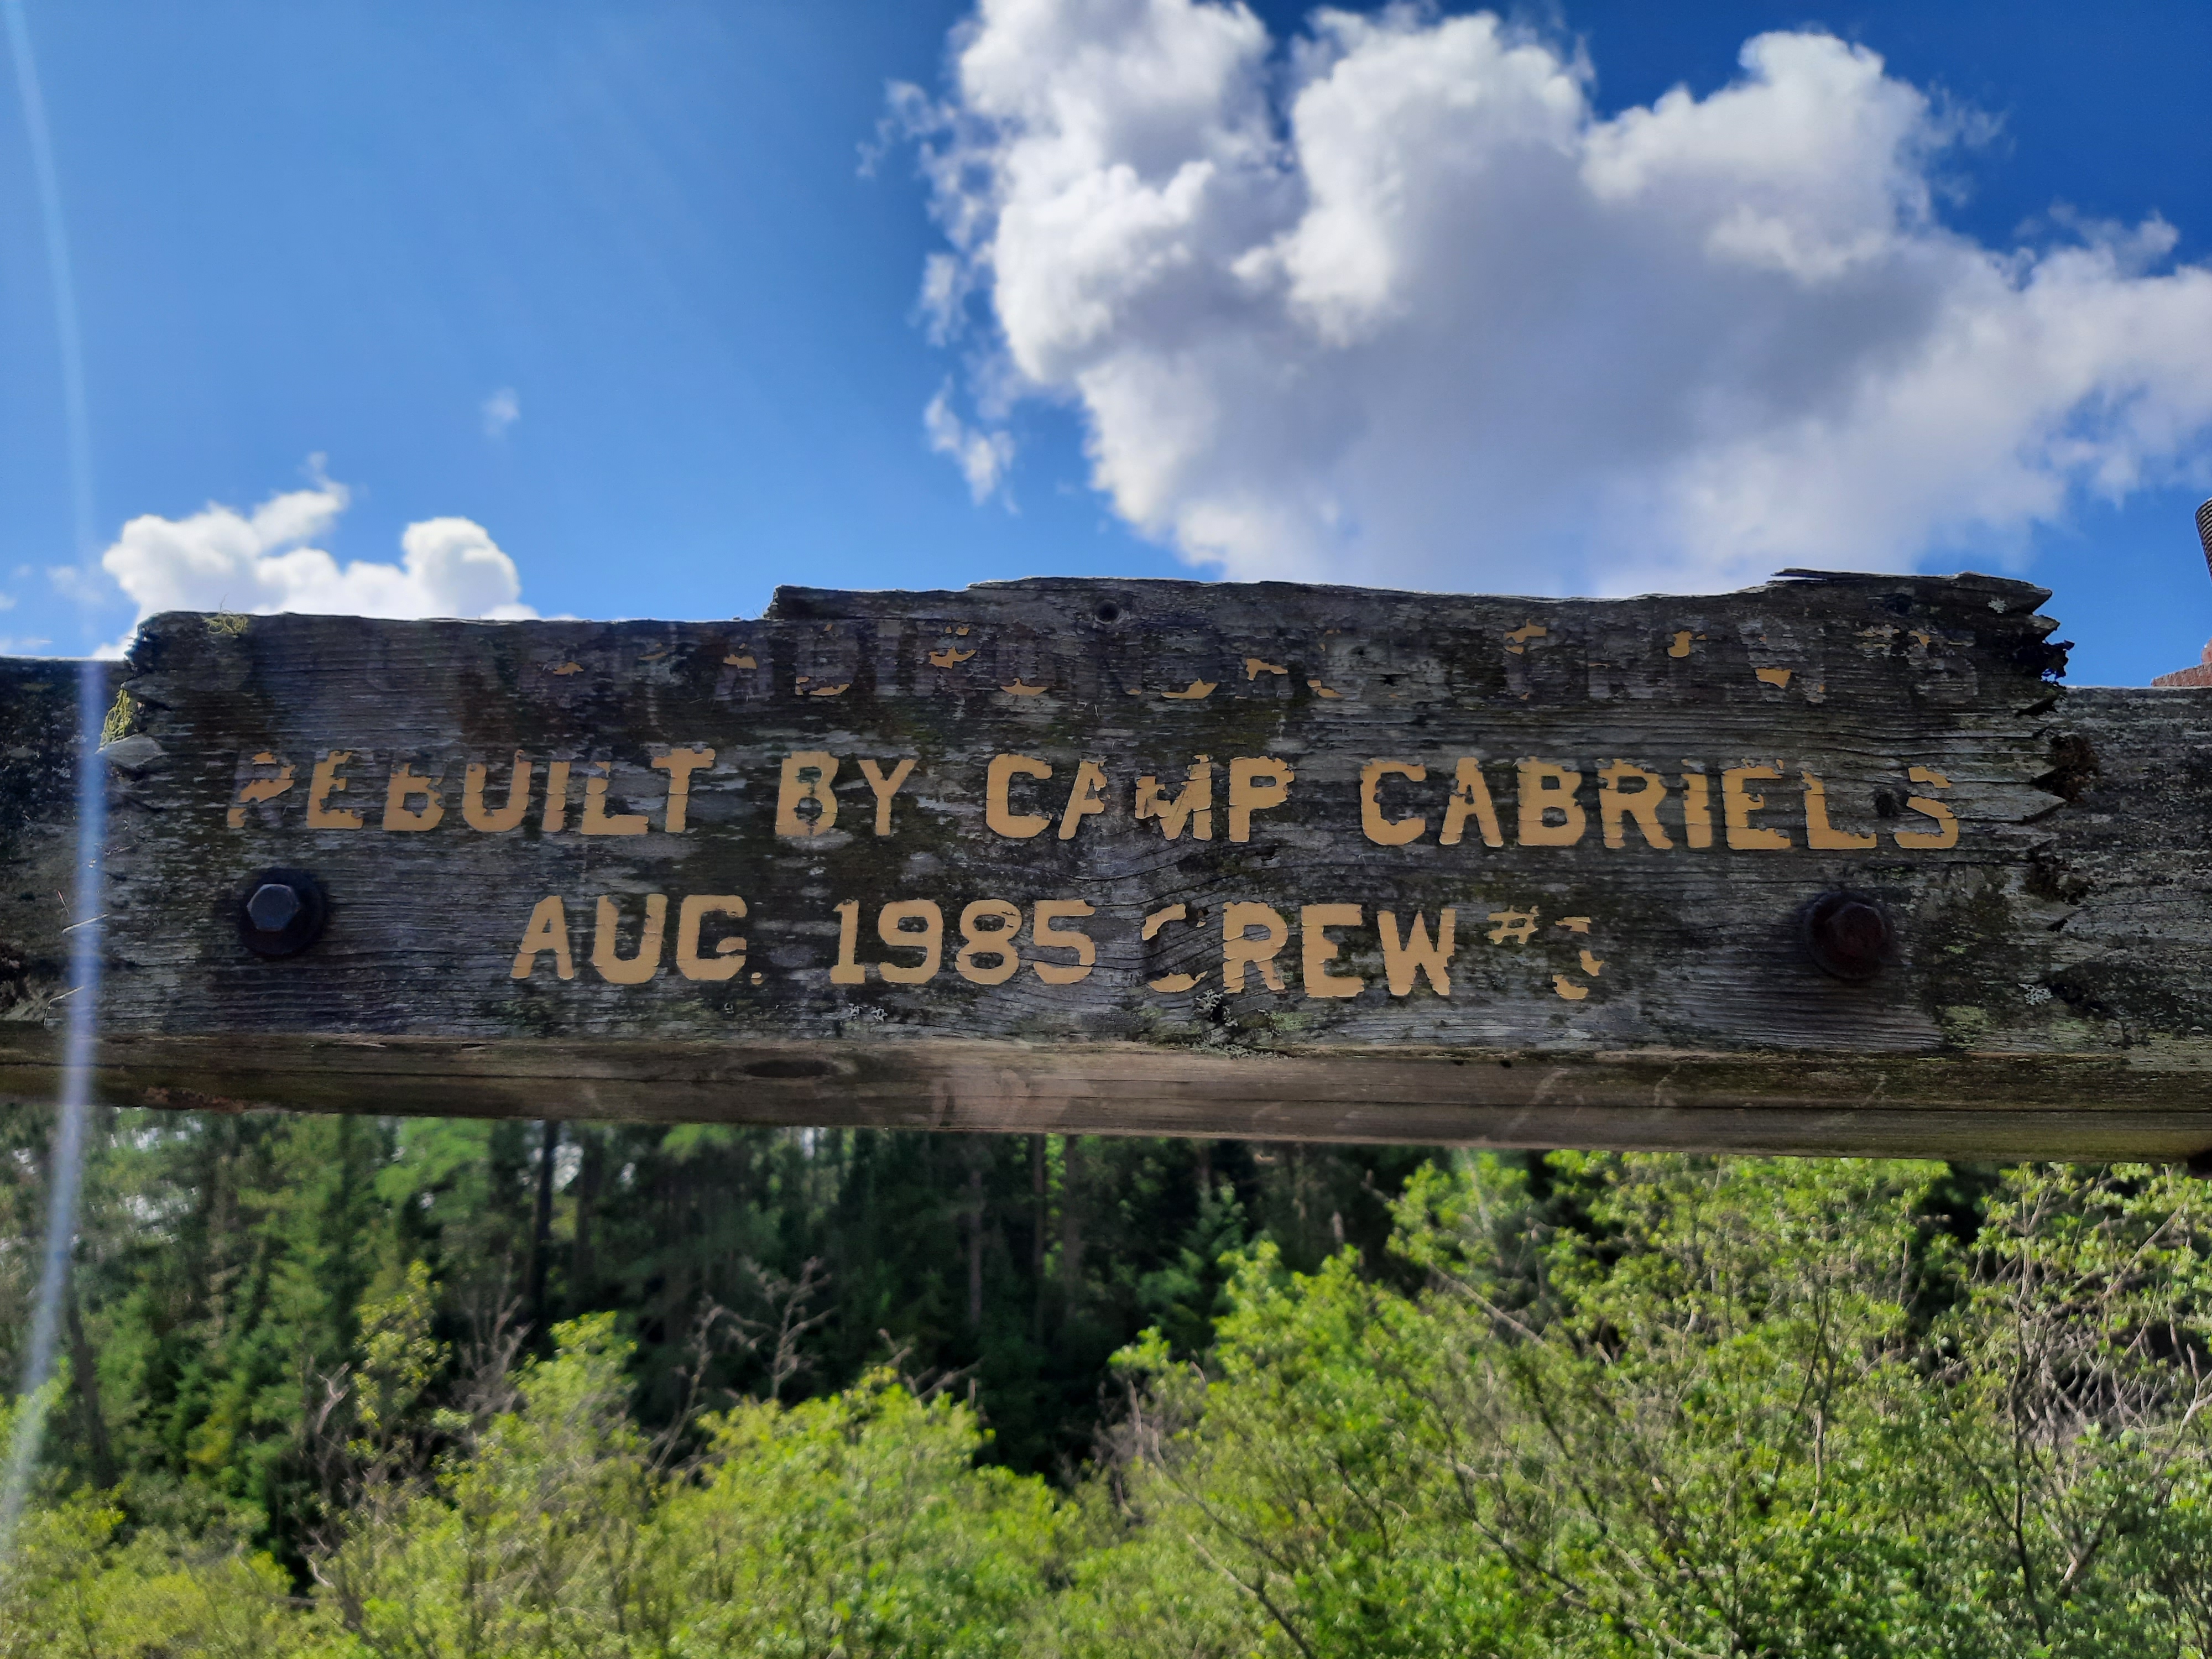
xmin=1077 ymin=1154 xmax=2212 ymax=1657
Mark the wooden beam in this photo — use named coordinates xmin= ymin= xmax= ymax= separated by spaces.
xmin=2 ymin=572 xmax=2206 ymax=1157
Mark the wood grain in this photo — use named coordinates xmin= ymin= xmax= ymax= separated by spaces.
xmin=1 ymin=571 xmax=2206 ymax=1157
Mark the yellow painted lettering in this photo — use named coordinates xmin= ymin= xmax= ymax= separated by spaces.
xmin=1681 ymin=770 xmax=1713 ymax=848
xmin=954 ymin=899 xmax=1022 ymax=985
xmin=382 ymin=761 xmax=444 ymax=831
xmin=675 ymin=894 xmax=747 ymax=982
xmin=857 ymin=757 xmax=918 ymax=837
xmin=1598 ymin=760 xmax=1671 ymax=850
xmin=1359 ymin=760 xmax=1427 ymax=846
xmin=510 ymin=895 xmax=575 ymax=980
xmin=306 ymin=750 xmax=365 ymax=830
xmin=1301 ymin=903 xmax=1364 ymax=998
xmin=1723 ymin=764 xmax=1790 ymax=850
xmin=581 ymin=765 xmax=649 ymax=836
xmin=1228 ymin=757 xmax=1292 ymax=843
xmin=1058 ymin=760 xmax=1110 ymax=840
xmin=830 ymin=898 xmax=865 ymax=984
xmin=1439 ymin=759 xmax=1504 ymax=848
xmin=1222 ymin=901 xmax=1289 ymax=993
xmin=776 ymin=751 xmax=841 ymax=838
xmin=228 ymin=754 xmax=295 ymax=828
xmin=1031 ymin=900 xmax=1096 ymax=985
xmin=1378 ymin=910 xmax=1455 ymax=997
xmin=463 ymin=752 xmax=532 ymax=832
xmin=1135 ymin=759 xmax=1213 ymax=841
xmin=1142 ymin=902 xmax=1203 ymax=993
xmin=651 ymin=746 xmax=716 ymax=833
xmin=1895 ymin=765 xmax=1959 ymax=849
xmin=987 ymin=754 xmax=1053 ymax=839
xmin=1516 ymin=760 xmax=1584 ymax=846
xmin=1487 ymin=909 xmax=1538 ymax=945
xmin=1803 ymin=771 xmax=1875 ymax=850
xmin=876 ymin=900 xmax=944 ymax=984
xmin=542 ymin=759 xmax=572 ymax=833
xmin=590 ymin=893 xmax=666 ymax=984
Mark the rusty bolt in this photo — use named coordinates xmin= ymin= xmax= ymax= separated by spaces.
xmin=1802 ymin=891 xmax=1892 ymax=982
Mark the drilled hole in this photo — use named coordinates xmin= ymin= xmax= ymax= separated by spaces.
xmin=743 ymin=1058 xmax=833 ymax=1081
xmin=1095 ymin=602 xmax=1121 ymax=623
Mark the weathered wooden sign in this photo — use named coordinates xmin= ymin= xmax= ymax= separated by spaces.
xmin=2 ymin=571 xmax=2209 ymax=1159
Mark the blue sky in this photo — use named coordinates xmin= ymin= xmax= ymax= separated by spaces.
xmin=1 ymin=1 xmax=2208 ymax=684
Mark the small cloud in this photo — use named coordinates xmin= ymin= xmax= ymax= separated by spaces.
xmin=96 ymin=461 xmax=537 ymax=652
xmin=46 ymin=564 xmax=103 ymax=603
xmin=919 ymin=253 xmax=970 ymax=345
xmin=482 ymin=387 xmax=520 ymax=439
xmin=860 ymin=80 xmax=936 ymax=180
xmin=924 ymin=384 xmax=1015 ymax=504
xmin=0 ymin=590 xmax=14 ymax=612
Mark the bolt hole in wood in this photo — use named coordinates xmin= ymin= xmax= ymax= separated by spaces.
xmin=1801 ymin=890 xmax=1894 ymax=983
xmin=743 ymin=1058 xmax=836 ymax=1081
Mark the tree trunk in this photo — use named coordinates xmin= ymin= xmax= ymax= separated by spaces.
xmin=967 ymin=1159 xmax=985 ymax=1334
xmin=529 ymin=1120 xmax=558 ymax=1334
xmin=570 ymin=1127 xmax=603 ymax=1300
xmin=1030 ymin=1134 xmax=1047 ymax=1343
xmin=65 ymin=1276 xmax=115 ymax=1488
xmin=1061 ymin=1135 xmax=1084 ymax=1305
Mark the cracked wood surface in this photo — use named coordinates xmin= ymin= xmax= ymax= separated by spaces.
xmin=2 ymin=571 xmax=2208 ymax=1157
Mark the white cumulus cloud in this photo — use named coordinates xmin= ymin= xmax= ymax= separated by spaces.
xmin=907 ymin=1 xmax=2212 ymax=592
xmin=482 ymin=387 xmax=520 ymax=438
xmin=925 ymin=382 xmax=1018 ymax=502
xmin=100 ymin=466 xmax=537 ymax=636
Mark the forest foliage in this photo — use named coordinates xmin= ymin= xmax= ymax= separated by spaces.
xmin=6 ymin=1102 xmax=2212 ymax=1656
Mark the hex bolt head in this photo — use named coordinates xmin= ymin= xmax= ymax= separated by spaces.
xmin=246 ymin=882 xmax=302 ymax=932
xmin=238 ymin=868 xmax=328 ymax=958
xmin=1802 ymin=891 xmax=1893 ymax=983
